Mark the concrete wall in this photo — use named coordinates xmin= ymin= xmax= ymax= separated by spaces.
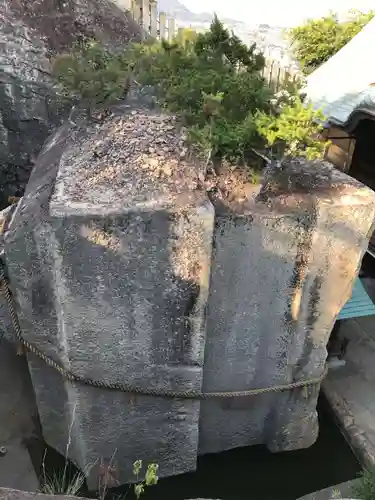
xmin=2 ymin=99 xmax=375 ymax=489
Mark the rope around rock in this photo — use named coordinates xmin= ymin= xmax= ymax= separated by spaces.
xmin=0 ymin=266 xmax=328 ymax=399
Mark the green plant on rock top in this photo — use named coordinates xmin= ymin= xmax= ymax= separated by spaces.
xmin=255 ymin=95 xmax=329 ymax=160
xmin=52 ymin=40 xmax=131 ymax=116
xmin=50 ymin=15 xmax=330 ymax=168
xmin=130 ymin=15 xmax=270 ymax=164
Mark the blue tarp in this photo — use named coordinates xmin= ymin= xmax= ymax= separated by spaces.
xmin=338 ymin=277 xmax=375 ymax=320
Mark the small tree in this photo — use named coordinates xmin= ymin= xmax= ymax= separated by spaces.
xmin=289 ymin=10 xmax=375 ymax=74
xmin=174 ymin=27 xmax=199 ymax=51
xmin=255 ymin=95 xmax=329 ymax=160
xmin=194 ymin=15 xmax=265 ymax=71
xmin=130 ymin=15 xmax=269 ymax=163
xmin=52 ymin=40 xmax=131 ymax=117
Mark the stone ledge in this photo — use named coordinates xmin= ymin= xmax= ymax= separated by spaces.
xmin=297 ymin=480 xmax=358 ymax=500
xmin=0 ymin=489 xmax=88 ymax=500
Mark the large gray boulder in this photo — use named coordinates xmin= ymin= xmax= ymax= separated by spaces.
xmin=0 ymin=0 xmax=142 ymax=209
xmin=3 ymin=98 xmax=375 ymax=489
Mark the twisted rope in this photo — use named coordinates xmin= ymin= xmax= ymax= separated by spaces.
xmin=0 ymin=266 xmax=327 ymax=399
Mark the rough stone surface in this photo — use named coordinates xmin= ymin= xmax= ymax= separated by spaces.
xmin=323 ymin=314 xmax=375 ymax=469
xmin=0 ymin=490 xmax=89 ymax=500
xmin=3 ymin=99 xmax=375 ymax=488
xmin=5 ymin=101 xmax=214 ymax=489
xmin=297 ymin=481 xmax=359 ymax=500
xmin=0 ymin=340 xmax=40 ymax=491
xmin=200 ymin=159 xmax=375 ymax=455
xmin=0 ymin=0 xmax=142 ymax=209
xmin=0 ymin=440 xmax=39 ymax=492
xmin=0 ymin=340 xmax=38 ymax=443
xmin=0 ymin=203 xmax=20 ymax=344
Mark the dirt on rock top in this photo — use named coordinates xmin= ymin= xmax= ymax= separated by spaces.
xmin=52 ymin=108 xmax=205 ymax=212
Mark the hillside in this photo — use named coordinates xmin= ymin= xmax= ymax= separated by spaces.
xmin=157 ymin=0 xmax=243 ymax=27
xmin=156 ymin=0 xmax=292 ymax=63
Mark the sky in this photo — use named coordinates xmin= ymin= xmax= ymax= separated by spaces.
xmin=181 ymin=0 xmax=375 ymax=26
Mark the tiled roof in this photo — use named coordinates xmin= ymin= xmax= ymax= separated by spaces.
xmin=304 ymin=17 xmax=375 ymax=127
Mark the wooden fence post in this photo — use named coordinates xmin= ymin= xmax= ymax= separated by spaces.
xmin=168 ymin=17 xmax=176 ymax=41
xmin=262 ymin=58 xmax=300 ymax=91
xmin=159 ymin=11 xmax=167 ymax=40
xmin=176 ymin=27 xmax=185 ymax=45
xmin=275 ymin=65 xmax=281 ymax=93
xmin=132 ymin=0 xmax=142 ymax=27
xmin=141 ymin=0 xmax=150 ymax=36
xmin=268 ymin=60 xmax=274 ymax=89
xmin=150 ymin=0 xmax=158 ymax=38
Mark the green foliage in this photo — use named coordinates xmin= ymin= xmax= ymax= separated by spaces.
xmin=40 ymin=447 xmax=87 ymax=497
xmin=52 ymin=40 xmax=131 ymax=114
xmin=51 ymin=16 xmax=328 ymax=166
xmin=255 ymin=95 xmax=329 ymax=160
xmin=289 ymin=10 xmax=375 ymax=74
xmin=130 ymin=16 xmax=270 ymax=163
xmin=133 ymin=460 xmax=159 ymax=500
xmin=352 ymin=466 xmax=375 ymax=500
xmin=174 ymin=27 xmax=199 ymax=51
xmin=40 ymin=469 xmax=85 ymax=496
xmin=193 ymin=15 xmax=265 ymax=71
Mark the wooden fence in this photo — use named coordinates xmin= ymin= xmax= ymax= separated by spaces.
xmin=115 ymin=0 xmax=177 ymax=41
xmin=120 ymin=0 xmax=301 ymax=90
xmin=262 ymin=58 xmax=301 ymax=92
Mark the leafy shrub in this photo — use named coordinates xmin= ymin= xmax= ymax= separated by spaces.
xmin=255 ymin=95 xmax=329 ymax=160
xmin=52 ymin=40 xmax=131 ymax=115
xmin=51 ymin=17 xmax=328 ymax=166
xmin=174 ymin=27 xmax=199 ymax=51
xmin=289 ymin=10 xmax=375 ymax=74
xmin=352 ymin=466 xmax=375 ymax=500
xmin=130 ymin=16 xmax=270 ymax=163
xmin=129 ymin=16 xmax=328 ymax=164
xmin=193 ymin=16 xmax=265 ymax=71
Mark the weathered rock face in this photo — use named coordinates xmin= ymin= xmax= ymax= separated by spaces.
xmin=5 ymin=101 xmax=214 ymax=489
xmin=200 ymin=159 xmax=375 ymax=455
xmin=0 ymin=490 xmax=89 ymax=500
xmin=0 ymin=340 xmax=40 ymax=492
xmin=0 ymin=0 xmax=142 ymax=209
xmin=3 ymin=98 xmax=375 ymax=489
